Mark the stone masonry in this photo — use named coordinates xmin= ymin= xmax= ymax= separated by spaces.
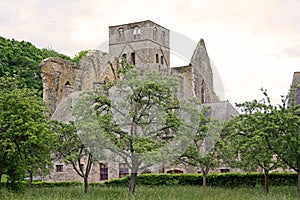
xmin=40 ymin=20 xmax=238 ymax=182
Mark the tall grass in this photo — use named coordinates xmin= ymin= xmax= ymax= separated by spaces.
xmin=0 ymin=186 xmax=298 ymax=200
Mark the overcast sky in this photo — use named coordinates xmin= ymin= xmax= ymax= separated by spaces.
xmin=1 ymin=0 xmax=299 ymax=106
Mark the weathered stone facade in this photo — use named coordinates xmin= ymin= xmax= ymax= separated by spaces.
xmin=40 ymin=20 xmax=238 ymax=182
xmin=109 ymin=20 xmax=170 ymax=72
xmin=288 ymin=72 xmax=300 ymax=107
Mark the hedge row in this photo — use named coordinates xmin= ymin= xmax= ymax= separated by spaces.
xmin=29 ymin=172 xmax=297 ymax=188
xmin=103 ymin=173 xmax=297 ymax=187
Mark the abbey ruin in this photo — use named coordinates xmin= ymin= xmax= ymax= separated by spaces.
xmin=40 ymin=20 xmax=238 ymax=182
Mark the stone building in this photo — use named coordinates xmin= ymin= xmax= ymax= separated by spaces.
xmin=288 ymin=72 xmax=300 ymax=107
xmin=40 ymin=20 xmax=238 ymax=182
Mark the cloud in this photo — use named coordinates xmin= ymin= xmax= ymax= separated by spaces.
xmin=0 ymin=0 xmax=299 ymax=104
xmin=282 ymin=45 xmax=300 ymax=58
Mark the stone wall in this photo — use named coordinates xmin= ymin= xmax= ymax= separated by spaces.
xmin=40 ymin=21 xmax=238 ymax=183
xmin=40 ymin=50 xmax=119 ymax=117
xmin=190 ymin=39 xmax=219 ymax=103
xmin=40 ymin=57 xmax=78 ymax=116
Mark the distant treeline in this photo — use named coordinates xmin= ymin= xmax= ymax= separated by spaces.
xmin=0 ymin=36 xmax=71 ymax=96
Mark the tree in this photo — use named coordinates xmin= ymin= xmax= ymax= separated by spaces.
xmin=50 ymin=121 xmax=96 ymax=194
xmin=0 ymin=36 xmax=71 ymax=96
xmin=224 ymin=98 xmax=282 ymax=194
xmin=224 ymin=88 xmax=300 ymax=197
xmin=98 ymin=70 xmax=182 ymax=194
xmin=177 ymin=103 xmax=227 ymax=188
xmin=262 ymin=87 xmax=300 ymax=198
xmin=0 ymin=75 xmax=52 ymax=190
xmin=72 ymin=59 xmax=195 ymax=195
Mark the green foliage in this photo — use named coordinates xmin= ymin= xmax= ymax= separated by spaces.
xmin=50 ymin=120 xmax=96 ymax=193
xmin=72 ymin=50 xmax=89 ymax=63
xmin=80 ymin=62 xmax=182 ymax=194
xmin=223 ymin=87 xmax=300 ymax=195
xmin=0 ymin=36 xmax=71 ymax=96
xmin=0 ymin=75 xmax=52 ymax=191
xmin=176 ymin=101 xmax=226 ymax=189
xmin=1 ymin=172 xmax=297 ymax=190
xmin=94 ymin=173 xmax=298 ymax=188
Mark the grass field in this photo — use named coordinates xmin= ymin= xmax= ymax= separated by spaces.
xmin=0 ymin=186 xmax=299 ymax=200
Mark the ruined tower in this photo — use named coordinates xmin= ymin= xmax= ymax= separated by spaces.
xmin=109 ymin=20 xmax=170 ymax=72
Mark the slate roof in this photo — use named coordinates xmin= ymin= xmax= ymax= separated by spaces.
xmin=204 ymin=101 xmax=239 ymax=121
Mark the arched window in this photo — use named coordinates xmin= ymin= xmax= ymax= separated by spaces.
xmin=160 ymin=56 xmax=164 ymax=65
xmin=133 ymin=26 xmax=141 ymax=40
xmin=117 ymin=28 xmax=125 ymax=41
xmin=161 ymin=31 xmax=165 ymax=44
xmin=156 ymin=54 xmax=159 ymax=63
xmin=131 ymin=52 xmax=135 ymax=65
xmin=201 ymin=80 xmax=205 ymax=103
xmin=153 ymin=27 xmax=157 ymax=41
xmin=121 ymin=54 xmax=127 ymax=66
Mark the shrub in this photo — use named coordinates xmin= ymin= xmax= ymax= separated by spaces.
xmin=27 ymin=172 xmax=298 ymax=188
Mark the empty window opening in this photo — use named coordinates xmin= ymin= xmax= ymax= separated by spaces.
xmin=131 ymin=52 xmax=136 ymax=65
xmin=220 ymin=168 xmax=230 ymax=173
xmin=117 ymin=28 xmax=125 ymax=41
xmin=79 ymin=164 xmax=84 ymax=171
xmin=201 ymin=80 xmax=205 ymax=103
xmin=156 ymin=54 xmax=159 ymax=63
xmin=160 ymin=56 xmax=164 ymax=65
xmin=133 ymin=26 xmax=141 ymax=40
xmin=166 ymin=169 xmax=183 ymax=174
xmin=153 ymin=27 xmax=157 ymax=41
xmin=65 ymin=81 xmax=71 ymax=86
xmin=161 ymin=31 xmax=165 ymax=44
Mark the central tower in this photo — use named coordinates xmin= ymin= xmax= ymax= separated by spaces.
xmin=109 ymin=20 xmax=170 ymax=72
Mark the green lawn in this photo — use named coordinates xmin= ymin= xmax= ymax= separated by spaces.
xmin=0 ymin=186 xmax=298 ymax=200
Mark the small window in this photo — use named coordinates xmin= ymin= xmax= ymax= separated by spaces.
xmin=156 ymin=54 xmax=159 ymax=63
xmin=117 ymin=28 xmax=125 ymax=41
xmin=161 ymin=31 xmax=165 ymax=44
xmin=119 ymin=163 xmax=128 ymax=178
xmin=133 ymin=26 xmax=141 ymax=40
xmin=153 ymin=27 xmax=157 ymax=41
xmin=166 ymin=169 xmax=183 ymax=174
xmin=56 ymin=164 xmax=63 ymax=172
xmin=201 ymin=80 xmax=205 ymax=103
xmin=100 ymin=163 xmax=108 ymax=181
xmin=160 ymin=56 xmax=164 ymax=65
xmin=80 ymin=164 xmax=84 ymax=171
xmin=65 ymin=81 xmax=71 ymax=86
xmin=131 ymin=52 xmax=135 ymax=65
xmin=122 ymin=53 xmax=127 ymax=59
xmin=220 ymin=168 xmax=230 ymax=173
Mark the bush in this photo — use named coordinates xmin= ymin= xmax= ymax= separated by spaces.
xmin=27 ymin=172 xmax=298 ymax=188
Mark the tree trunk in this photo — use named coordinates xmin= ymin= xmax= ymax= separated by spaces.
xmin=129 ymin=172 xmax=137 ymax=195
xmin=202 ymin=173 xmax=207 ymax=189
xmin=264 ymin=170 xmax=269 ymax=194
xmin=0 ymin=152 xmax=8 ymax=185
xmin=298 ymin=169 xmax=300 ymax=199
xmin=28 ymin=171 xmax=33 ymax=189
xmin=84 ymin=177 xmax=89 ymax=194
